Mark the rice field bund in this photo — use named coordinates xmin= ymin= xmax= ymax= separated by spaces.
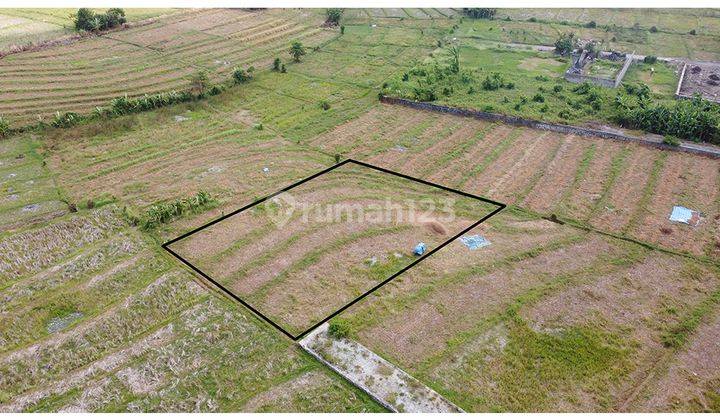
xmin=1 ymin=7 xmax=720 ymax=413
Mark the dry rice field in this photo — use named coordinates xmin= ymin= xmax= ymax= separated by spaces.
xmin=0 ymin=8 xmax=335 ymax=125
xmin=1 ymin=8 xmax=720 ymax=413
xmin=306 ymin=104 xmax=720 ymax=260
xmin=168 ymin=161 xmax=498 ymax=336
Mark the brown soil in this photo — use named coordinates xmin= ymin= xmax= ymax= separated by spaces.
xmin=480 ymin=131 xmax=562 ymax=204
xmin=520 ymin=134 xmax=589 ymax=214
xmin=561 ymin=141 xmax=624 ymax=221
xmin=639 ymin=308 xmax=720 ymax=411
xmin=357 ymin=235 xmax=615 ymax=368
xmin=628 ymin=152 xmax=720 ymax=255
xmin=397 ymin=120 xmax=488 ymax=178
xmin=429 ymin=124 xmax=516 ymax=188
xmin=590 ymin=146 xmax=657 ymax=232
xmin=366 ymin=115 xmax=459 ymax=169
xmin=423 ymin=219 xmax=447 ymax=235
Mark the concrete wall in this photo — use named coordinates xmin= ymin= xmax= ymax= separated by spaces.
xmin=614 ymin=54 xmax=635 ymax=88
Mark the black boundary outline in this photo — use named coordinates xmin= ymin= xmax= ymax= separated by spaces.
xmin=162 ymin=159 xmax=506 ymax=340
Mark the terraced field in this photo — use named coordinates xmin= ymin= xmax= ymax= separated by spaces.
xmin=0 ymin=8 xmax=335 ymax=125
xmin=0 ymin=206 xmax=383 ymax=412
xmin=0 ymin=9 xmax=175 ymax=51
xmin=2 ymin=8 xmax=720 ymax=413
xmin=305 ymin=104 xmax=720 ymax=260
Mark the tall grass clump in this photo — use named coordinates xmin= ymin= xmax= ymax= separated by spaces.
xmin=132 ymin=191 xmax=215 ymax=230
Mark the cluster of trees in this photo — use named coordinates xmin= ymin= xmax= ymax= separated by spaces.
xmin=74 ymin=8 xmax=126 ymax=32
xmin=461 ymin=8 xmax=496 ymax=19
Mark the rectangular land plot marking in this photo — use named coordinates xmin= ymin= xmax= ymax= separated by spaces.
xmin=163 ymin=159 xmax=505 ymax=340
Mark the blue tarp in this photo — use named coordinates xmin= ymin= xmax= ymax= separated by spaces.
xmin=459 ymin=234 xmax=491 ymax=250
xmin=669 ymin=205 xmax=701 ymax=226
xmin=413 ymin=242 xmax=426 ymax=256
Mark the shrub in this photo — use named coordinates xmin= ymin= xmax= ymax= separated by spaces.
xmin=328 ymin=318 xmax=351 ymax=338
xmin=340 ymin=25 xmax=345 ymax=35
xmin=281 ymin=64 xmax=287 ymax=73
xmin=482 ymin=72 xmax=505 ymax=90
xmin=689 ymin=29 xmax=697 ymax=35
xmin=273 ymin=57 xmax=282 ymax=71
xmin=573 ymin=82 xmax=593 ymax=95
xmin=553 ymin=84 xmax=564 ymax=93
xmin=103 ymin=8 xmax=126 ymax=28
xmin=663 ymin=135 xmax=680 ymax=146
xmin=585 ymin=20 xmax=597 ymax=28
xmin=413 ymin=86 xmax=436 ymax=102
xmin=461 ymin=8 xmax=496 ymax=19
xmin=319 ymin=100 xmax=331 ymax=110
xmin=650 ymin=26 xmax=658 ymax=33
xmin=325 ymin=8 xmax=343 ymax=25
xmin=289 ymin=41 xmax=306 ymax=62
xmin=528 ymin=17 xmax=537 ymax=22
xmin=0 ymin=116 xmax=9 ymax=138
xmin=532 ymin=93 xmax=545 ymax=103
xmin=232 ymin=66 xmax=254 ymax=83
xmin=51 ymin=111 xmax=81 ymax=128
xmin=643 ymin=55 xmax=658 ymax=64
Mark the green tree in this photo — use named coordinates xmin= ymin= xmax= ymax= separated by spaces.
xmin=289 ymin=41 xmax=306 ymax=62
xmin=74 ymin=8 xmax=98 ymax=31
xmin=325 ymin=8 xmax=343 ymax=25
xmin=554 ymin=32 xmax=578 ymax=55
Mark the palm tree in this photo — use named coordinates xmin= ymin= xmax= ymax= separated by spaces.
xmin=289 ymin=41 xmax=306 ymax=62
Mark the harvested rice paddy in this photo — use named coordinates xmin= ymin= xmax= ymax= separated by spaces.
xmin=1 ymin=7 xmax=719 ymax=413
